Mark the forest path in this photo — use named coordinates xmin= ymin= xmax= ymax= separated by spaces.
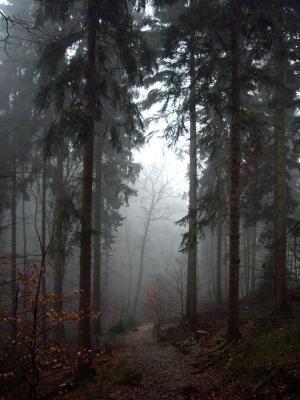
xmin=105 ymin=324 xmax=221 ymax=400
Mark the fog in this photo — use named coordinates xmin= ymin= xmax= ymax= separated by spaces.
xmin=1 ymin=1 xmax=300 ymax=398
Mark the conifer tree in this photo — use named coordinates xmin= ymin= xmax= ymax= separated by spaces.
xmin=0 ymin=0 xmax=40 ymax=343
xmin=148 ymin=0 xmax=204 ymax=322
xmin=268 ymin=1 xmax=300 ymax=312
xmin=35 ymin=0 xmax=151 ymax=374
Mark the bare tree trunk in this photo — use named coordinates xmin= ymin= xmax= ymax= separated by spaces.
xmin=227 ymin=2 xmax=242 ymax=341
xmin=54 ymin=150 xmax=65 ymax=343
xmin=125 ymin=217 xmax=134 ymax=315
xmin=243 ymin=228 xmax=250 ymax=297
xmin=78 ymin=0 xmax=97 ymax=376
xmin=127 ymin=260 xmax=133 ymax=315
xmin=41 ymin=154 xmax=47 ymax=342
xmin=273 ymin=23 xmax=287 ymax=313
xmin=216 ymin=214 xmax=223 ymax=304
xmin=11 ymin=162 xmax=17 ymax=343
xmin=103 ymin=246 xmax=109 ymax=329
xmin=211 ymin=232 xmax=216 ymax=304
xmin=92 ymin=135 xmax=103 ymax=336
xmin=132 ymin=170 xmax=170 ymax=319
xmin=246 ymin=227 xmax=251 ymax=296
xmin=179 ymin=269 xmax=185 ymax=319
xmin=186 ymin=36 xmax=198 ymax=322
xmin=22 ymin=192 xmax=27 ymax=268
xmin=224 ymin=222 xmax=229 ymax=300
xmin=293 ymin=232 xmax=297 ymax=281
xmin=0 ymin=214 xmax=3 ymax=307
xmin=132 ymin=214 xmax=151 ymax=318
xmin=250 ymin=223 xmax=256 ymax=291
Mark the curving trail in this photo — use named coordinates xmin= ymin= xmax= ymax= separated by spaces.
xmin=106 ymin=324 xmax=231 ymax=400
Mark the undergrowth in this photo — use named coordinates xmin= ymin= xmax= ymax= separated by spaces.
xmin=229 ymin=322 xmax=300 ymax=397
xmin=108 ymin=316 xmax=137 ymax=335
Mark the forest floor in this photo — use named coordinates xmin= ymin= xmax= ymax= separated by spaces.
xmin=62 ymin=292 xmax=300 ymax=400
xmin=2 ymin=292 xmax=300 ymax=399
xmin=97 ymin=323 xmax=238 ymax=400
xmin=62 ymin=322 xmax=238 ymax=400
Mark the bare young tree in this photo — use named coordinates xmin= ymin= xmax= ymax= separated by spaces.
xmin=131 ymin=166 xmax=174 ymax=319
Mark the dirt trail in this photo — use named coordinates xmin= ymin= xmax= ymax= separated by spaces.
xmin=107 ymin=324 xmax=221 ymax=400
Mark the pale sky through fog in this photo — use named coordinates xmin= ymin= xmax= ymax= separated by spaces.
xmin=136 ymin=81 xmax=189 ymax=195
xmin=134 ymin=130 xmax=188 ymax=195
xmin=135 ymin=2 xmax=189 ymax=195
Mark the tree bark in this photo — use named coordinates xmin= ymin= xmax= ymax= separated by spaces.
xmin=22 ymin=192 xmax=27 ymax=268
xmin=54 ymin=149 xmax=65 ymax=343
xmin=186 ymin=36 xmax=198 ymax=322
xmin=211 ymin=233 xmax=216 ymax=303
xmin=11 ymin=162 xmax=17 ymax=343
xmin=125 ymin=217 xmax=134 ymax=315
xmin=78 ymin=0 xmax=97 ymax=372
xmin=250 ymin=223 xmax=256 ymax=291
xmin=224 ymin=221 xmax=229 ymax=300
xmin=244 ymin=228 xmax=250 ymax=297
xmin=216 ymin=214 xmax=223 ymax=304
xmin=103 ymin=246 xmax=109 ymax=325
xmin=227 ymin=1 xmax=242 ymax=341
xmin=92 ymin=135 xmax=103 ymax=336
xmin=273 ymin=23 xmax=287 ymax=313
xmin=41 ymin=154 xmax=47 ymax=343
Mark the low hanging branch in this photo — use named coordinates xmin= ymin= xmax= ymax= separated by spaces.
xmin=0 ymin=10 xmax=11 ymax=45
xmin=276 ymin=98 xmax=300 ymax=111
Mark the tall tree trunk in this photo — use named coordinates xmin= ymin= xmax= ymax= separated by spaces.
xmin=41 ymin=154 xmax=47 ymax=342
xmin=92 ymin=135 xmax=103 ymax=336
xmin=247 ymin=228 xmax=251 ymax=294
xmin=223 ymin=180 xmax=229 ymax=300
xmin=127 ymin=259 xmax=133 ymax=316
xmin=132 ymin=213 xmax=151 ymax=318
xmin=103 ymin=246 xmax=109 ymax=330
xmin=244 ymin=228 xmax=250 ymax=297
xmin=273 ymin=24 xmax=287 ymax=313
xmin=227 ymin=2 xmax=242 ymax=341
xmin=78 ymin=0 xmax=97 ymax=373
xmin=186 ymin=36 xmax=198 ymax=322
xmin=22 ymin=192 xmax=27 ymax=267
xmin=293 ymin=232 xmax=297 ymax=281
xmin=216 ymin=213 xmax=223 ymax=304
xmin=215 ymin=150 xmax=224 ymax=304
xmin=211 ymin=232 xmax=215 ymax=303
xmin=11 ymin=162 xmax=17 ymax=343
xmin=132 ymin=170 xmax=168 ymax=319
xmin=250 ymin=223 xmax=256 ymax=291
xmin=125 ymin=218 xmax=133 ymax=315
xmin=0 ymin=215 xmax=2 ymax=306
xmin=54 ymin=150 xmax=65 ymax=343
xmin=224 ymin=221 xmax=229 ymax=300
